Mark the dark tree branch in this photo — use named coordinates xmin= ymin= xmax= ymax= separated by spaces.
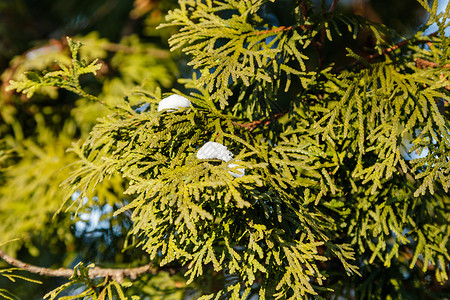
xmin=233 ymin=111 xmax=288 ymax=131
xmin=414 ymin=58 xmax=450 ymax=69
xmin=0 ymin=250 xmax=157 ymax=282
xmin=415 ymin=58 xmax=450 ymax=91
xmin=255 ymin=25 xmax=309 ymax=35
xmin=328 ymin=0 xmax=339 ymax=13
xmin=333 ymin=32 xmax=440 ymax=73
xmin=364 ymin=31 xmax=438 ymax=60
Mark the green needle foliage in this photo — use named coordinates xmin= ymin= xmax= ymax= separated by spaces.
xmin=0 ymin=268 xmax=42 ymax=300
xmin=1 ymin=0 xmax=450 ymax=299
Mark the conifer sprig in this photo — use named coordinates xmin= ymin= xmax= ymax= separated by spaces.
xmin=7 ymin=37 xmax=107 ymax=107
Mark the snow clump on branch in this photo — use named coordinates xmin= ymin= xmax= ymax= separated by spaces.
xmin=196 ymin=141 xmax=245 ymax=178
xmin=157 ymin=94 xmax=191 ymax=112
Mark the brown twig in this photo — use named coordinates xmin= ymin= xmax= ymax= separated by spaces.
xmin=300 ymin=0 xmax=308 ymax=22
xmin=254 ymin=0 xmax=313 ymax=36
xmin=0 ymin=250 xmax=156 ymax=282
xmin=254 ymin=24 xmax=314 ymax=35
xmin=333 ymin=33 xmax=439 ymax=73
xmin=233 ymin=111 xmax=288 ymax=131
xmin=374 ymin=30 xmax=437 ymax=58
xmin=317 ymin=26 xmax=326 ymax=69
xmin=365 ymin=39 xmax=411 ymax=61
xmin=414 ymin=58 xmax=450 ymax=69
xmin=414 ymin=58 xmax=450 ymax=91
xmin=328 ymin=0 xmax=340 ymax=13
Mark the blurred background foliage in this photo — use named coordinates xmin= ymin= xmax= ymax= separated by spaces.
xmin=0 ymin=0 xmax=444 ymax=298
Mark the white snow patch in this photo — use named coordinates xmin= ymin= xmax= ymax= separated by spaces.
xmin=158 ymin=94 xmax=191 ymax=112
xmin=227 ymin=163 xmax=245 ymax=178
xmin=196 ymin=142 xmax=245 ymax=178
xmin=196 ymin=141 xmax=234 ymax=162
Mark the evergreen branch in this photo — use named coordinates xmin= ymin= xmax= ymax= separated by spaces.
xmin=6 ymin=37 xmax=112 ymax=109
xmin=3 ymin=1 xmax=448 ymax=297
xmin=0 ymin=250 xmax=157 ymax=282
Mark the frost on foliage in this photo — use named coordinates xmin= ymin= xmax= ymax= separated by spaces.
xmin=196 ymin=142 xmax=245 ymax=178
xmin=157 ymin=94 xmax=191 ymax=112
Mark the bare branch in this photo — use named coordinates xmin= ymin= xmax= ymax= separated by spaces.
xmin=333 ymin=32 xmax=440 ymax=73
xmin=328 ymin=0 xmax=339 ymax=13
xmin=414 ymin=58 xmax=450 ymax=69
xmin=233 ymin=111 xmax=288 ymax=131
xmin=0 ymin=250 xmax=157 ymax=282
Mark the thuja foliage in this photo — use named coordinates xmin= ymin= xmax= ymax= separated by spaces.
xmin=0 ymin=268 xmax=41 ymax=300
xmin=3 ymin=0 xmax=450 ymax=299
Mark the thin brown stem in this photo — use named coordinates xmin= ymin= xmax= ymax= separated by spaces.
xmin=367 ymin=31 xmax=438 ymax=59
xmin=0 ymin=250 xmax=156 ymax=282
xmin=333 ymin=32 xmax=439 ymax=73
xmin=415 ymin=58 xmax=450 ymax=90
xmin=318 ymin=25 xmax=326 ymax=69
xmin=300 ymin=0 xmax=308 ymax=22
xmin=328 ymin=0 xmax=339 ymax=13
xmin=414 ymin=58 xmax=450 ymax=69
xmin=233 ymin=111 xmax=288 ymax=131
